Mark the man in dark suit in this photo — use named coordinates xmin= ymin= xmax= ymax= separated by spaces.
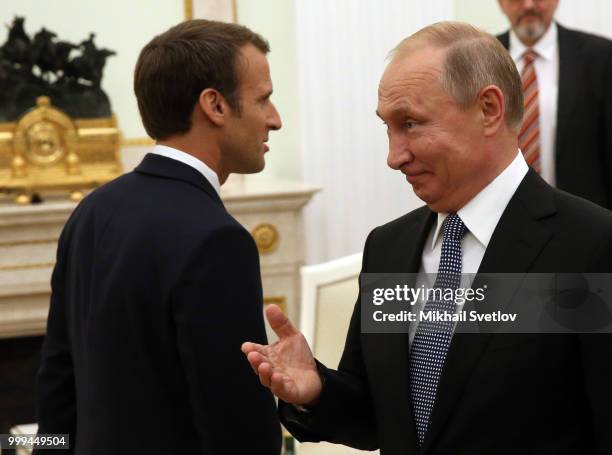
xmin=35 ymin=20 xmax=282 ymax=454
xmin=497 ymin=0 xmax=612 ymax=209
xmin=242 ymin=21 xmax=612 ymax=454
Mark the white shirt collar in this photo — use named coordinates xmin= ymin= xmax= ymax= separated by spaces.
xmin=509 ymin=21 xmax=557 ymax=62
xmin=430 ymin=151 xmax=529 ymax=250
xmin=150 ymin=144 xmax=221 ymax=195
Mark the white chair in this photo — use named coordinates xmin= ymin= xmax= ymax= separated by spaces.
xmin=295 ymin=253 xmax=379 ymax=455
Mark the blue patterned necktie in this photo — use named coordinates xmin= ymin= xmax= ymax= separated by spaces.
xmin=409 ymin=213 xmax=468 ymax=445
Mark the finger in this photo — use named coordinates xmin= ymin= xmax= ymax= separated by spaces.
xmin=266 ymin=304 xmax=299 ymax=339
xmin=241 ymin=341 xmax=267 ymax=355
xmin=257 ymin=362 xmax=274 ymax=388
xmin=246 ymin=351 xmax=269 ymax=375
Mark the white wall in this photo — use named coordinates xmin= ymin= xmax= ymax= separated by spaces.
xmin=296 ymin=0 xmax=454 ymax=264
xmin=454 ymin=0 xmax=508 ymax=34
xmin=556 ymin=1 xmax=612 ymax=40
xmin=235 ymin=0 xmax=302 ymax=181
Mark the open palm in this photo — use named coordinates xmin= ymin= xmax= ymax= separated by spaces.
xmin=242 ymin=304 xmax=323 ymax=405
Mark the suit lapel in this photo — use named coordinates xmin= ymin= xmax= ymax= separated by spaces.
xmin=134 ymin=153 xmax=223 ymax=205
xmin=367 ymin=207 xmax=434 ymax=453
xmin=421 ymin=170 xmax=556 ymax=453
xmin=396 ymin=208 xmax=436 ymax=274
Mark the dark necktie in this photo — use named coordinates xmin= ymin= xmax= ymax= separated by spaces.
xmin=409 ymin=213 xmax=468 ymax=445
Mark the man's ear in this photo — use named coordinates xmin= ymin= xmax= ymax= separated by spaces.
xmin=479 ymin=84 xmax=505 ymax=137
xmin=198 ymin=88 xmax=227 ymax=127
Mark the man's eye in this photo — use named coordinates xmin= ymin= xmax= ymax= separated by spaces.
xmin=405 ymin=121 xmax=415 ymax=129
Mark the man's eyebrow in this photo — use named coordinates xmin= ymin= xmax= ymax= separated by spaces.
xmin=376 ymin=105 xmax=415 ymax=120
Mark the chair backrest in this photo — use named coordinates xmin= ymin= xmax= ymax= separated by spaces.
xmin=297 ymin=253 xmax=381 ymax=454
xmin=300 ymin=253 xmax=362 ymax=367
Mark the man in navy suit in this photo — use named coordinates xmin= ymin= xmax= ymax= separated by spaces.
xmin=243 ymin=21 xmax=612 ymax=454
xmin=497 ymin=0 xmax=612 ymax=209
xmin=35 ymin=20 xmax=282 ymax=454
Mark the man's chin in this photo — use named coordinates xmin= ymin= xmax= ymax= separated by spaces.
xmin=414 ymin=189 xmax=456 ymax=213
xmin=239 ymin=160 xmax=266 ymax=175
xmin=515 ymin=23 xmax=546 ymax=42
xmin=413 ymin=187 xmax=435 ymax=206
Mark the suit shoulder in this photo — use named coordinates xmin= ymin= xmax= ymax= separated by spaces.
xmin=559 ymin=24 xmax=612 ymax=52
xmin=71 ymin=170 xmax=242 ymax=240
xmin=368 ymin=205 xmax=431 ymax=242
xmin=554 ymin=188 xmax=612 ymax=231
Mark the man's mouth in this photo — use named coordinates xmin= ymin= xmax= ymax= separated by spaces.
xmin=519 ymin=12 xmax=542 ymax=22
xmin=403 ymin=170 xmax=428 ymax=183
xmin=403 ymin=169 xmax=427 ymax=177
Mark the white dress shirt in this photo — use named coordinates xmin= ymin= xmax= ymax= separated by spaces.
xmin=509 ymin=23 xmax=559 ymax=186
xmin=409 ymin=151 xmax=529 ymax=345
xmin=150 ymin=144 xmax=221 ymax=195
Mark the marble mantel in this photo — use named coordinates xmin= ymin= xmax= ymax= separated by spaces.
xmin=0 ymin=178 xmax=319 ymax=339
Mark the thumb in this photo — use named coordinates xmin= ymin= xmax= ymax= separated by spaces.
xmin=266 ymin=304 xmax=298 ymax=339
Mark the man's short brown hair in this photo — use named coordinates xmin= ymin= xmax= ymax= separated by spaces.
xmin=391 ymin=21 xmax=524 ymax=132
xmin=134 ymin=19 xmax=270 ymax=140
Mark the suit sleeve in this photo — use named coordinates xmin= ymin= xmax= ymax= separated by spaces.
xmin=280 ymin=229 xmax=378 ymax=450
xmin=35 ymin=225 xmax=77 ymax=455
xmin=171 ymin=224 xmax=281 ymax=454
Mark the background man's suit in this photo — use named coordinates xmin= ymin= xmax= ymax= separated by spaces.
xmin=281 ymin=170 xmax=612 ymax=454
xmin=498 ymin=24 xmax=612 ymax=209
xmin=36 ymin=154 xmax=281 ymax=454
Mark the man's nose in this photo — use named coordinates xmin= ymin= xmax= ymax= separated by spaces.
xmin=268 ymin=104 xmax=282 ymax=131
xmin=522 ymin=0 xmax=536 ymax=10
xmin=387 ymin=140 xmax=413 ymax=170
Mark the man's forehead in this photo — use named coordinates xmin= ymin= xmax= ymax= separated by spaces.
xmin=380 ymin=46 xmax=444 ymax=85
xmin=378 ymin=56 xmax=442 ymax=103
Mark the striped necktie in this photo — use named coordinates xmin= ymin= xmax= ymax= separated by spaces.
xmin=519 ymin=49 xmax=541 ymax=173
xmin=409 ymin=213 xmax=467 ymax=445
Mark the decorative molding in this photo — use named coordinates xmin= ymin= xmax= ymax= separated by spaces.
xmin=252 ymin=223 xmax=280 ymax=254
xmin=184 ymin=0 xmax=193 ymax=20
xmin=183 ymin=0 xmax=236 ymax=22
xmin=232 ymin=0 xmax=237 ymax=22
xmin=0 ymin=238 xmax=57 ymax=248
xmin=0 ymin=262 xmax=55 ymax=272
xmin=121 ymin=137 xmax=155 ymax=147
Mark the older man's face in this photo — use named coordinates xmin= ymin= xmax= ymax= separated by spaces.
xmin=498 ymin=0 xmax=559 ymax=45
xmin=377 ymin=46 xmax=490 ymax=213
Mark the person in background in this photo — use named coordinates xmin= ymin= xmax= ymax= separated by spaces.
xmin=497 ymin=0 xmax=612 ymax=209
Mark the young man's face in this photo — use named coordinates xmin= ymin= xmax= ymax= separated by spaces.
xmin=498 ymin=0 xmax=559 ymax=46
xmin=222 ymin=44 xmax=282 ymax=175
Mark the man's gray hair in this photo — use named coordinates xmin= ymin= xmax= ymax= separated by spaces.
xmin=391 ymin=21 xmax=524 ymax=131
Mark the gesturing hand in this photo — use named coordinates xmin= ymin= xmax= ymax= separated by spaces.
xmin=241 ymin=304 xmax=323 ymax=406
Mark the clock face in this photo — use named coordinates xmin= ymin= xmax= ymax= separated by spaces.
xmin=24 ymin=120 xmax=66 ymax=166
